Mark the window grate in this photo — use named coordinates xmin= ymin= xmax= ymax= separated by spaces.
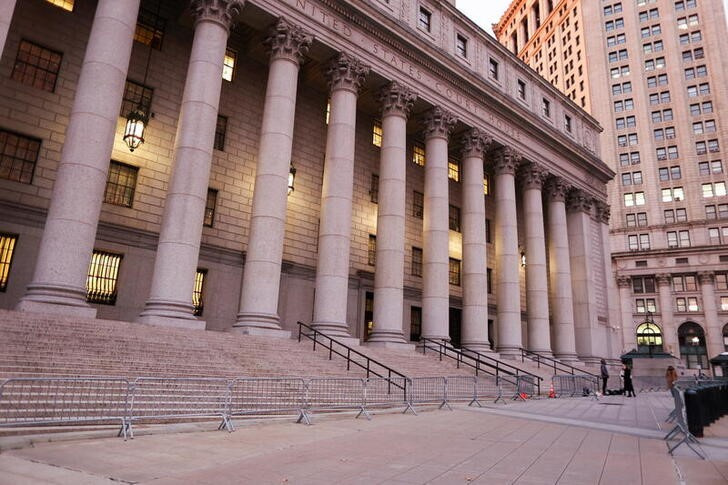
xmin=104 ymin=161 xmax=138 ymax=207
xmin=86 ymin=251 xmax=122 ymax=305
xmin=11 ymin=40 xmax=62 ymax=93
xmin=0 ymin=234 xmax=18 ymax=292
xmin=46 ymin=0 xmax=74 ymax=11
xmin=120 ymin=80 xmax=153 ymax=118
xmin=193 ymin=269 xmax=207 ymax=316
xmin=215 ymin=115 xmax=227 ymax=151
xmin=134 ymin=6 xmax=166 ymax=50
xmin=204 ymin=189 xmax=217 ymax=227
xmin=0 ymin=129 xmax=40 ymax=184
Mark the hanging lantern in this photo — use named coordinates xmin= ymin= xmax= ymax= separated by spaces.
xmin=123 ymin=106 xmax=148 ymax=152
xmin=288 ymin=164 xmax=297 ymax=195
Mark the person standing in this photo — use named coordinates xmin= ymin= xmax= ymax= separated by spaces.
xmin=623 ymin=364 xmax=635 ymax=397
xmin=600 ymin=359 xmax=609 ymax=395
xmin=666 ymin=365 xmax=679 ymax=390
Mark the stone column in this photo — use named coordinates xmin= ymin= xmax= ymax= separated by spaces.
xmin=616 ymin=275 xmax=636 ymax=352
xmin=17 ymin=0 xmax=142 ymax=316
xmin=234 ymin=18 xmax=312 ymax=336
xmin=520 ymin=162 xmax=552 ymax=356
xmin=368 ymin=82 xmax=417 ymax=346
xmin=138 ymin=0 xmax=242 ymax=329
xmin=545 ymin=177 xmax=578 ymax=361
xmin=311 ymin=53 xmax=369 ymax=339
xmin=460 ymin=129 xmax=491 ymax=352
xmin=421 ymin=107 xmax=457 ymax=342
xmin=656 ymin=273 xmax=677 ymax=355
xmin=698 ymin=271 xmax=723 ymax=359
xmin=0 ymin=0 xmax=16 ymax=57
xmin=567 ymin=189 xmax=604 ymax=363
xmin=595 ymin=201 xmax=620 ymax=359
xmin=493 ymin=147 xmax=522 ymax=357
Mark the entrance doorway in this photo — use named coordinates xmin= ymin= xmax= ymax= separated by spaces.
xmin=449 ymin=308 xmax=461 ymax=348
xmin=364 ymin=292 xmax=374 ymax=341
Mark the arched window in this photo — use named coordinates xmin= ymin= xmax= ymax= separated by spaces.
xmin=678 ymin=321 xmax=708 ymax=369
xmin=636 ymin=321 xmax=663 ymax=352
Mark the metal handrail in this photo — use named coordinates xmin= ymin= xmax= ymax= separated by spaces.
xmin=420 ymin=338 xmax=542 ymax=395
xmin=519 ymin=348 xmax=599 ymax=379
xmin=297 ymin=322 xmax=408 ymax=387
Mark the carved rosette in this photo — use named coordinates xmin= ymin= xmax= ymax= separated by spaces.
xmin=566 ymin=188 xmax=593 ymax=214
xmin=325 ymin=53 xmax=370 ymax=94
xmin=697 ymin=271 xmax=715 ymax=285
xmin=519 ymin=162 xmax=547 ymax=190
xmin=422 ymin=106 xmax=457 ymax=140
xmin=264 ymin=17 xmax=313 ymax=65
xmin=379 ymin=81 xmax=417 ymax=118
xmin=492 ymin=147 xmax=521 ymax=176
xmin=460 ymin=128 xmax=492 ymax=159
xmin=655 ymin=273 xmax=672 ymax=287
xmin=616 ymin=275 xmax=632 ymax=288
xmin=190 ymin=0 xmax=244 ymax=31
xmin=595 ymin=200 xmax=610 ymax=224
xmin=544 ymin=176 xmax=570 ymax=202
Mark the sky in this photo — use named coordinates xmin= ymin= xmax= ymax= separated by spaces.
xmin=456 ymin=0 xmax=728 ymax=36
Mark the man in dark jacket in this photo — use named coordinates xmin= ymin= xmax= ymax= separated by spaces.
xmin=600 ymin=359 xmax=609 ymax=395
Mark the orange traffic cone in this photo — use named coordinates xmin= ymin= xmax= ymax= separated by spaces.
xmin=548 ymin=382 xmax=556 ymax=398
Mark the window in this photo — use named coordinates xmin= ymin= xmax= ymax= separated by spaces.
xmin=192 ymin=269 xmax=206 ymax=316
xmin=635 ymin=298 xmax=657 ymax=313
xmin=456 ymin=34 xmax=467 ymax=58
xmin=486 ymin=219 xmax=492 ymax=243
xmin=410 ymin=306 xmax=422 ymax=342
xmin=483 ymin=174 xmax=491 ymax=195
xmin=86 ymin=250 xmax=122 ymax=305
xmin=489 ymin=58 xmax=499 ymax=81
xmin=120 ymin=79 xmax=153 ymax=118
xmin=622 ymin=171 xmax=642 ymax=185
xmin=11 ymin=40 xmax=62 ymax=93
xmin=675 ymin=297 xmax=700 ymax=312
xmin=639 ymin=8 xmax=660 ymax=22
xmin=0 ymin=234 xmax=18 ymax=292
xmin=0 ymin=129 xmax=40 ymax=184
xmin=412 ymin=247 xmax=422 ymax=276
xmin=610 ymin=65 xmax=630 ymax=78
xmin=633 ymin=276 xmax=656 ymax=294
xmin=413 ymin=190 xmax=424 ymax=219
xmin=135 ymin=7 xmax=165 ymax=49
xmin=636 ymin=321 xmax=663 ymax=351
xmin=369 ymin=174 xmax=379 ymax=203
xmin=204 ymin=188 xmax=217 ymax=227
xmin=662 ymin=187 xmax=684 ymax=202
xmin=667 ymin=230 xmax=691 ymax=247
xmin=325 ymin=100 xmax=330 ymax=125
xmin=222 ymin=48 xmax=236 ymax=82
xmin=412 ymin=143 xmax=425 ymax=166
xmin=418 ymin=6 xmax=432 ymax=32
xmin=104 ymin=161 xmax=138 ymax=208
xmin=214 ymin=115 xmax=227 ymax=151
xmin=367 ymin=235 xmax=376 ymax=266
xmin=372 ymin=120 xmax=382 ymax=147
xmin=517 ymin=79 xmax=527 ymax=100
xmin=628 ymin=234 xmax=650 ymax=250
xmin=698 ymin=160 xmax=723 ymax=175
xmin=449 ymin=258 xmax=461 ymax=286
xmin=449 ymin=205 xmax=461 ymax=232
xmin=624 ymin=192 xmax=645 ymax=206
xmin=564 ymin=115 xmax=572 ymax=133
xmin=46 ymin=0 xmax=74 ymax=11
xmin=647 ymin=73 xmax=668 ymax=88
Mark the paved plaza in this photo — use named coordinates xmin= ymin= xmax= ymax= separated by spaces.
xmin=1 ymin=393 xmax=727 ymax=484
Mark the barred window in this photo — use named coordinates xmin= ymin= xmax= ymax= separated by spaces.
xmin=104 ymin=161 xmax=138 ymax=207
xmin=193 ymin=269 xmax=207 ymax=316
xmin=368 ymin=235 xmax=376 ymax=266
xmin=449 ymin=205 xmax=461 ymax=232
xmin=449 ymin=258 xmax=461 ymax=286
xmin=223 ymin=48 xmax=236 ymax=82
xmin=0 ymin=129 xmax=40 ymax=184
xmin=410 ymin=306 xmax=422 ymax=342
xmin=134 ymin=7 xmax=165 ymax=50
xmin=204 ymin=188 xmax=217 ymax=227
xmin=448 ymin=159 xmax=460 ymax=182
xmin=214 ymin=115 xmax=227 ymax=151
xmin=372 ymin=120 xmax=382 ymax=147
xmin=86 ymin=250 xmax=122 ymax=305
xmin=483 ymin=174 xmax=491 ymax=195
xmin=486 ymin=219 xmax=492 ymax=243
xmin=487 ymin=268 xmax=492 ymax=294
xmin=411 ymin=246 xmax=422 ymax=277
xmin=370 ymin=174 xmax=379 ymax=203
xmin=46 ymin=0 xmax=74 ymax=11
xmin=412 ymin=143 xmax=425 ymax=166
xmin=11 ymin=40 xmax=62 ymax=93
xmin=120 ymin=80 xmax=153 ymax=118
xmin=0 ymin=234 xmax=18 ymax=292
xmin=413 ymin=190 xmax=424 ymax=219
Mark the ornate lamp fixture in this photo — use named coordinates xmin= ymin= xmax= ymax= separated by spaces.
xmin=287 ymin=164 xmax=297 ymax=195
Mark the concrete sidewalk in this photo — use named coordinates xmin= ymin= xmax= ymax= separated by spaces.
xmin=1 ymin=394 xmax=727 ymax=484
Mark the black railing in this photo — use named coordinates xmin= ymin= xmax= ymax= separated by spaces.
xmin=421 ymin=338 xmax=542 ymax=395
xmin=297 ymin=322 xmax=408 ymax=387
xmin=519 ymin=348 xmax=599 ymax=379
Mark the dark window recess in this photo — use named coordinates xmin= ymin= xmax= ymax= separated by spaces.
xmin=104 ymin=161 xmax=138 ymax=207
xmin=635 ymin=260 xmax=648 ymax=267
xmin=204 ymin=189 xmax=217 ymax=227
xmin=134 ymin=6 xmax=166 ymax=50
xmin=676 ymin=257 xmax=689 ymax=265
xmin=410 ymin=306 xmax=422 ymax=342
xmin=0 ymin=129 xmax=40 ymax=184
xmin=214 ymin=115 xmax=227 ymax=151
xmin=370 ymin=174 xmax=379 ymax=203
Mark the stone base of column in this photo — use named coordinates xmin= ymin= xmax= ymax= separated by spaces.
xmin=554 ymin=352 xmax=580 ymax=363
xmin=367 ymin=329 xmax=408 ymax=346
xmin=365 ymin=340 xmax=415 ymax=350
xmin=495 ymin=345 xmax=520 ymax=360
xmin=233 ymin=312 xmax=291 ymax=339
xmin=461 ymin=341 xmax=493 ymax=354
xmin=16 ymin=284 xmax=97 ymax=318
xmin=527 ymin=349 xmax=554 ymax=358
xmin=578 ymin=355 xmax=603 ymax=366
xmin=138 ymin=300 xmax=205 ymax=330
xmin=310 ymin=321 xmax=354 ymax=340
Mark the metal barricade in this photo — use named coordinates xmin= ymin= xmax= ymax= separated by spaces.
xmin=473 ymin=375 xmax=505 ymax=405
xmin=0 ymin=377 xmax=131 ymax=438
xmin=229 ymin=378 xmax=307 ymax=425
xmin=514 ymin=375 xmax=536 ymax=401
xmin=128 ymin=377 xmax=233 ymax=436
xmin=551 ymin=375 xmax=599 ymax=399
xmin=305 ymin=378 xmax=366 ymax=421
xmin=498 ymin=375 xmax=519 ymax=401
xmin=408 ymin=377 xmax=447 ymax=412
xmin=363 ymin=377 xmax=411 ymax=417
xmin=445 ymin=376 xmax=478 ymax=407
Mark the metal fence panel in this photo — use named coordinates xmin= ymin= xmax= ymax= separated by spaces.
xmin=516 ymin=375 xmax=536 ymax=400
xmin=446 ymin=376 xmax=477 ymax=403
xmin=229 ymin=378 xmax=306 ymax=418
xmin=305 ymin=378 xmax=365 ymax=413
xmin=552 ymin=375 xmax=599 ymax=398
xmin=408 ymin=377 xmax=446 ymax=407
xmin=364 ymin=377 xmax=411 ymax=415
xmin=473 ymin=376 xmax=505 ymax=404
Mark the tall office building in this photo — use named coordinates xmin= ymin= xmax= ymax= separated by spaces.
xmin=496 ymin=0 xmax=728 ymax=371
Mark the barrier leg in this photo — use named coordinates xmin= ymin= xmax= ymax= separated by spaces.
xmin=355 ymin=407 xmax=372 ymax=421
xmin=296 ymin=409 xmax=312 ymax=425
xmin=468 ymin=397 xmax=483 ymax=407
xmin=403 ymin=401 xmax=417 ymax=415
xmin=218 ymin=415 xmax=234 ymax=432
xmin=439 ymin=400 xmax=453 ymax=411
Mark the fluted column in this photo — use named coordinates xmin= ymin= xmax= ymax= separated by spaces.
xmin=0 ymin=0 xmax=16 ymax=57
xmin=616 ymin=275 xmax=636 ymax=352
xmin=520 ymin=162 xmax=551 ymax=355
xmin=311 ymin=53 xmax=369 ymax=338
xmin=421 ymin=107 xmax=457 ymax=343
xmin=138 ymin=0 xmax=242 ymax=329
xmin=460 ymin=129 xmax=491 ymax=352
xmin=656 ymin=273 xmax=677 ymax=355
xmin=368 ymin=82 xmax=417 ymax=346
xmin=567 ymin=189 xmax=604 ymax=363
xmin=17 ymin=0 xmax=141 ymax=316
xmin=493 ymin=147 xmax=522 ymax=357
xmin=596 ymin=201 xmax=620 ymax=359
xmin=234 ymin=18 xmax=312 ymax=335
xmin=698 ymin=271 xmax=723 ymax=359
xmin=545 ymin=177 xmax=578 ymax=361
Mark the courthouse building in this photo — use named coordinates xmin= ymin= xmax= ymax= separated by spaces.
xmin=0 ymin=0 xmax=617 ymax=362
xmin=495 ymin=0 xmax=728 ymax=368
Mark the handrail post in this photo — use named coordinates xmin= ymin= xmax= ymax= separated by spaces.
xmin=313 ymin=330 xmax=317 ymax=351
xmin=347 ymin=348 xmax=351 ymax=371
xmin=329 ymin=338 xmax=333 ymax=360
xmin=298 ymin=323 xmax=302 ymax=342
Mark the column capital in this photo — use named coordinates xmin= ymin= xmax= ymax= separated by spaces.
xmin=379 ymin=81 xmax=417 ymax=118
xmin=616 ymin=275 xmax=632 ymax=288
xmin=190 ymin=0 xmax=244 ymax=32
xmin=544 ymin=176 xmax=570 ymax=202
xmin=264 ymin=17 xmax=313 ymax=65
xmin=594 ymin=200 xmax=610 ymax=223
xmin=422 ymin=106 xmax=457 ymax=140
xmin=325 ymin=52 xmax=370 ymax=94
xmin=519 ymin=161 xmax=547 ymax=190
xmin=698 ymin=271 xmax=715 ymax=285
xmin=566 ymin=188 xmax=593 ymax=214
xmin=492 ymin=146 xmax=521 ymax=176
xmin=460 ymin=128 xmax=492 ymax=158
xmin=656 ymin=273 xmax=672 ymax=286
